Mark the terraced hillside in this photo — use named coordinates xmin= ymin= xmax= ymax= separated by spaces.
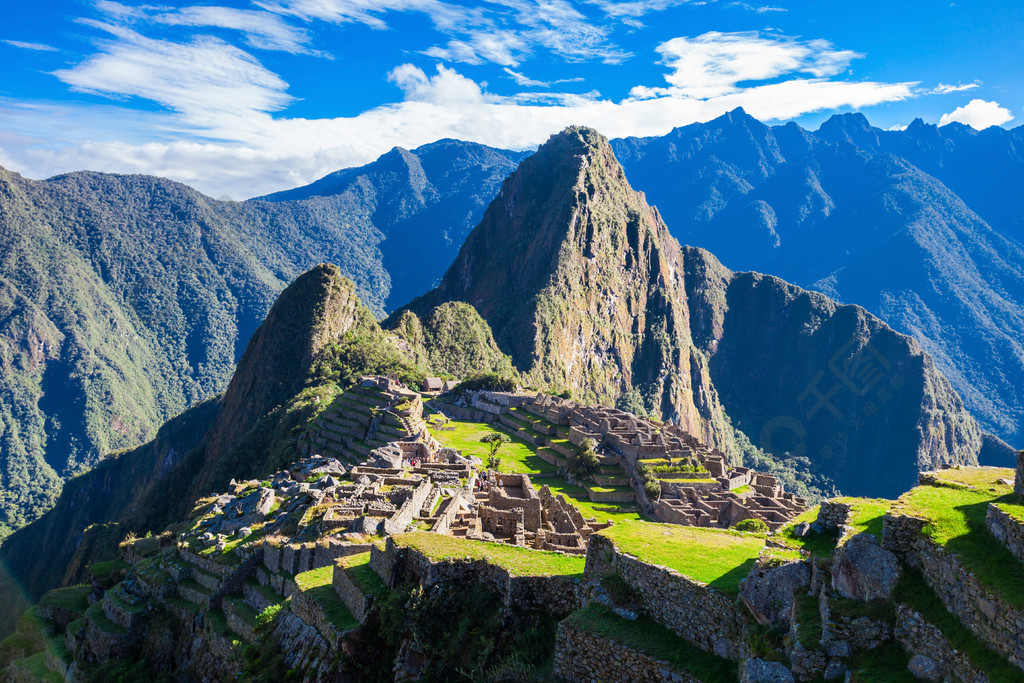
xmin=302 ymin=384 xmax=433 ymax=466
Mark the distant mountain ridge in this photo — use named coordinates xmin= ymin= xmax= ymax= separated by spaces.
xmin=609 ymin=109 xmax=1024 ymax=449
xmin=257 ymin=139 xmax=528 ymax=309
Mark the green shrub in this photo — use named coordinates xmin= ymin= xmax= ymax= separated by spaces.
xmin=733 ymin=518 xmax=769 ymax=533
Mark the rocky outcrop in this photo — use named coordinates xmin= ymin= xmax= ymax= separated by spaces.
xmin=831 ymin=533 xmax=901 ymax=602
xmin=740 ymin=559 xmax=810 ymax=627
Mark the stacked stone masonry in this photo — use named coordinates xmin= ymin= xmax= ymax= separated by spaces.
xmin=553 ymin=620 xmax=699 ymax=683
xmin=584 ymin=534 xmax=744 ymax=659
xmin=985 ymin=504 xmax=1024 ymax=563
xmin=883 ymin=514 xmax=1024 ymax=671
xmin=894 ymin=604 xmax=988 ymax=682
xmin=520 ymin=393 xmax=807 ymax=531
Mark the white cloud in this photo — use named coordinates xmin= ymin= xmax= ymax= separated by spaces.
xmin=585 ymin=0 xmax=690 ymax=18
xmin=929 ymin=82 xmax=979 ymax=95
xmin=3 ymin=56 xmax=914 ymax=200
xmin=52 ymin=23 xmax=291 ymax=127
xmin=504 ymin=68 xmax=549 ymax=87
xmin=264 ymin=0 xmax=628 ymax=64
xmin=2 ymin=40 xmax=59 ymax=51
xmin=423 ymin=31 xmax=528 ymax=66
xmin=152 ymin=6 xmax=317 ymax=54
xmin=938 ymin=98 xmax=1013 ymax=129
xmin=630 ymin=32 xmax=860 ymax=99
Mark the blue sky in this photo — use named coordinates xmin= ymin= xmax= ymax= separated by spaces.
xmin=1 ymin=0 xmax=1021 ymax=198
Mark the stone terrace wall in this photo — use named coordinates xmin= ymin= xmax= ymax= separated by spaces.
xmin=375 ymin=537 xmax=581 ymax=618
xmin=880 ymin=513 xmax=927 ymax=556
xmin=908 ymin=535 xmax=1024 ymax=670
xmin=894 ymin=604 xmax=987 ymax=682
xmin=332 ymin=565 xmax=373 ymax=623
xmin=553 ymin=619 xmax=699 ymax=683
xmin=584 ymin=534 xmax=745 ymax=659
xmin=819 ymin=590 xmax=892 ymax=656
xmin=987 ymin=504 xmax=1024 ymax=563
xmin=1016 ymin=451 xmax=1024 ymax=499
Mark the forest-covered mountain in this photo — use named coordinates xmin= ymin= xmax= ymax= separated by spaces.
xmin=0 ymin=141 xmax=521 ymax=538
xmin=609 ymin=109 xmax=1024 ymax=449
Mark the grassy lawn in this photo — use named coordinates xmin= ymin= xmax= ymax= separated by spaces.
xmin=894 ymin=569 xmax=1020 ymax=682
xmin=39 ymin=585 xmax=91 ymax=613
xmin=846 ymin=642 xmax=917 ymax=682
xmin=598 ymin=522 xmax=763 ymax=594
xmin=995 ymin=498 xmax=1024 ymax=523
xmin=897 ymin=469 xmax=1024 ymax=608
xmin=563 ymin=604 xmax=736 ymax=682
xmin=428 ymin=418 xmax=555 ymax=474
xmin=776 ymin=497 xmax=892 ymax=556
xmin=87 ymin=559 xmax=128 ymax=587
xmin=392 ymin=531 xmax=585 ymax=577
xmin=294 ymin=566 xmax=360 ymax=632
xmin=85 ymin=602 xmax=126 ymax=635
xmin=337 ymin=552 xmax=387 ymax=597
xmin=839 ymin=497 xmax=893 ymax=538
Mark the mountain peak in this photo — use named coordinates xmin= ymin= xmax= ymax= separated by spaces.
xmin=817 ymin=112 xmax=880 ymax=148
xmin=202 ymin=264 xmax=367 ymax=464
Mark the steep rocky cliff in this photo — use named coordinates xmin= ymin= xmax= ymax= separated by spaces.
xmin=399 ymin=127 xmax=985 ymax=498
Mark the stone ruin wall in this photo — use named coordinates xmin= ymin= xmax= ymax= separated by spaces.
xmin=881 ymin=513 xmax=1024 ymax=672
xmin=984 ymin=503 xmax=1024 ymax=563
xmin=894 ymin=604 xmax=989 ymax=682
xmin=553 ymin=619 xmax=700 ymax=683
xmin=584 ymin=534 xmax=745 ymax=660
xmin=372 ymin=537 xmax=581 ymax=618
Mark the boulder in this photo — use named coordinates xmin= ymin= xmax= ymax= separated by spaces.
xmin=823 ymin=659 xmax=846 ymax=680
xmin=792 ymin=521 xmax=811 ymax=538
xmin=739 ymin=658 xmax=794 ymax=683
xmin=740 ymin=559 xmax=810 ymax=627
xmin=907 ymin=654 xmax=941 ymax=681
xmin=831 ymin=533 xmax=901 ymax=601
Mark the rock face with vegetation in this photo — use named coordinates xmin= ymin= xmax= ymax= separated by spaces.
xmin=398 ymin=127 xmax=987 ymax=498
xmin=0 ymin=167 xmax=389 ymax=539
xmin=387 ymin=302 xmax=516 ymax=380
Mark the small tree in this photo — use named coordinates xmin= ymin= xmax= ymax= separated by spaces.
xmin=568 ymin=438 xmax=600 ymax=479
xmin=480 ymin=432 xmax=510 ymax=470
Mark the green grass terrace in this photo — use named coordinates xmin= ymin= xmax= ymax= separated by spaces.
xmin=597 ymin=522 xmax=764 ymax=594
xmin=895 ymin=466 xmax=1024 ymax=609
xmin=391 ymin=531 xmax=586 ymax=577
xmin=294 ymin=566 xmax=360 ymax=632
